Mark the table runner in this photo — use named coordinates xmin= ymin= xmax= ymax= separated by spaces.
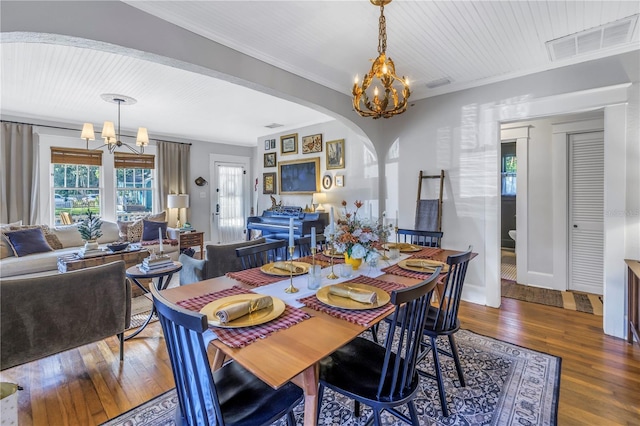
xmin=176 ymin=286 xmax=310 ymax=348
xmin=297 ymin=276 xmax=406 ymax=326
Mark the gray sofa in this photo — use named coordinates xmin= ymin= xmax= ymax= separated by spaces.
xmin=179 ymin=238 xmax=266 ymax=285
xmin=0 ymin=261 xmax=131 ymax=370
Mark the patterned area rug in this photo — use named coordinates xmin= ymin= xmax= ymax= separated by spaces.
xmin=102 ymin=327 xmax=561 ymax=426
xmin=128 ymin=296 xmax=157 ymax=330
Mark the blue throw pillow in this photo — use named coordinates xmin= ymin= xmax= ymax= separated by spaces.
xmin=4 ymin=227 xmax=53 ymax=257
xmin=141 ymin=220 xmax=168 ymax=241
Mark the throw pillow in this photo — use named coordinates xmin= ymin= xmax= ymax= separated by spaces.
xmin=4 ymin=227 xmax=53 ymax=257
xmin=117 ymin=212 xmax=167 ymax=242
xmin=142 ymin=220 xmax=168 ymax=241
xmin=178 ymin=253 xmax=206 ymax=285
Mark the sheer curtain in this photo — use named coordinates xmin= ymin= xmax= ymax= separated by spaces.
xmin=157 ymin=141 xmax=190 ymax=227
xmin=218 ymin=164 xmax=245 ymax=243
xmin=1 ymin=122 xmax=39 ymax=224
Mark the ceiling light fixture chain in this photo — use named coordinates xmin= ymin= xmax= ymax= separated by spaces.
xmin=352 ymin=0 xmax=410 ymax=119
xmin=80 ymin=93 xmax=149 ymax=155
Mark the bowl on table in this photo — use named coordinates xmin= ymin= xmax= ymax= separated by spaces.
xmin=107 ymin=242 xmax=130 ymax=252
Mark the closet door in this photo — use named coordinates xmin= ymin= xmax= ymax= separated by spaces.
xmin=568 ymin=131 xmax=604 ymax=294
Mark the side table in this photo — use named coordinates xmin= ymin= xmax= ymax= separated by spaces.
xmin=125 ymin=261 xmax=182 ymax=340
xmin=180 ymin=231 xmax=204 ymax=259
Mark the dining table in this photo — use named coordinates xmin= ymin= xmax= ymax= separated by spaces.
xmin=160 ymin=247 xmax=473 ymax=426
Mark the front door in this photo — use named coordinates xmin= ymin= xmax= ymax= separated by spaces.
xmin=211 ymin=157 xmax=249 ymax=244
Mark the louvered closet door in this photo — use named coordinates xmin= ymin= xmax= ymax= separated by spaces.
xmin=569 ymin=131 xmax=604 ymax=294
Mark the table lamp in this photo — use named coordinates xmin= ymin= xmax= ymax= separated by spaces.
xmin=167 ymin=194 xmax=189 ymax=228
xmin=312 ymin=192 xmax=327 ymax=212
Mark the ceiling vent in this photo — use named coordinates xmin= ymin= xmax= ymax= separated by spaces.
xmin=546 ymin=14 xmax=638 ymax=61
xmin=426 ymin=77 xmax=452 ymax=89
xmin=264 ymin=123 xmax=284 ymax=129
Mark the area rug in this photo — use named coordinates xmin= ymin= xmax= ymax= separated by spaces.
xmin=128 ymin=295 xmax=157 ymax=330
xmin=501 ymin=280 xmax=603 ymax=316
xmin=102 ymin=328 xmax=561 ymax=426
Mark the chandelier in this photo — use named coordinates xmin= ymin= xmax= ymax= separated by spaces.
xmin=81 ymin=94 xmax=149 ymax=154
xmin=352 ymin=0 xmax=410 ymax=119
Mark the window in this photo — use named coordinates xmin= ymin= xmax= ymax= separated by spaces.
xmin=115 ymin=153 xmax=156 ymax=222
xmin=51 ymin=147 xmax=102 ymax=225
xmin=501 ymin=142 xmax=517 ymax=196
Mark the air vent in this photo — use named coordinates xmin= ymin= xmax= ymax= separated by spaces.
xmin=546 ymin=14 xmax=638 ymax=61
xmin=264 ymin=123 xmax=284 ymax=129
xmin=426 ymin=77 xmax=452 ymax=89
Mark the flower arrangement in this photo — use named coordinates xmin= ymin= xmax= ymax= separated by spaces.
xmin=325 ymin=200 xmax=390 ymax=262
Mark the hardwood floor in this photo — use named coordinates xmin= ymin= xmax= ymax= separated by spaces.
xmin=1 ymin=297 xmax=638 ymax=425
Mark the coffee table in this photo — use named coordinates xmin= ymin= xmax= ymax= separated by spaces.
xmin=57 ymin=247 xmax=149 ymax=273
xmin=125 ymin=262 xmax=182 ymax=340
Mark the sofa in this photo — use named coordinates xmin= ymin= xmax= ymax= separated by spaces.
xmin=0 ymin=218 xmax=180 ymax=279
xmin=0 ymin=261 xmax=131 ymax=370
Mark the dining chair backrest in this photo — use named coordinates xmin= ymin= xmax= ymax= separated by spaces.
xmin=396 ymin=228 xmax=443 ymax=247
xmin=235 ymin=239 xmax=288 ymax=269
xmin=296 ymin=234 xmax=327 ymax=257
xmin=150 ymin=284 xmax=222 ymax=425
xmin=426 ymin=246 xmax=473 ymax=333
xmin=378 ymin=268 xmax=440 ymax=400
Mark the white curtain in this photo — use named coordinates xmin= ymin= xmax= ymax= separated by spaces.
xmin=1 ymin=122 xmax=38 ymax=224
xmin=218 ymin=164 xmax=244 ymax=243
xmin=157 ymin=141 xmax=190 ymax=226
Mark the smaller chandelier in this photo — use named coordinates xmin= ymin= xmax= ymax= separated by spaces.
xmin=81 ymin=94 xmax=149 ymax=154
xmin=353 ymin=0 xmax=410 ymax=119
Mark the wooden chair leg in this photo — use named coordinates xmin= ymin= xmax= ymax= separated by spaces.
xmin=430 ymin=336 xmax=449 ymax=417
xmin=448 ymin=334 xmax=466 ymax=387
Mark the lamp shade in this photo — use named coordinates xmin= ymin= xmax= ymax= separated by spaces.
xmin=167 ymin=194 xmax=189 ymax=209
xmin=81 ymin=123 xmax=95 ymax=140
xmin=101 ymin=121 xmax=116 ymax=141
xmin=136 ymin=127 xmax=149 ymax=146
xmin=312 ymin=192 xmax=327 ymax=204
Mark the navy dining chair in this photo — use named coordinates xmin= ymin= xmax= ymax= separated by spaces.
xmin=396 ymin=228 xmax=443 ymax=247
xmin=418 ymin=246 xmax=473 ymax=417
xmin=317 ymin=267 xmax=441 ymax=425
xmin=235 ymin=239 xmax=287 ymax=269
xmin=150 ymin=284 xmax=303 ymax=426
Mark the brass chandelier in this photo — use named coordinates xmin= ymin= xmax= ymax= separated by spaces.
xmin=353 ymin=0 xmax=410 ymax=119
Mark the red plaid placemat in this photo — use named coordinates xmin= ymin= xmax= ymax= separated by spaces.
xmin=176 ymin=286 xmax=310 ymax=348
xmin=381 ymin=264 xmax=436 ymax=280
xmin=226 ymin=268 xmax=287 ymax=287
xmin=297 ymin=276 xmax=406 ymax=326
xmin=316 ymin=251 xmax=345 ymax=264
xmin=412 ymin=247 xmax=444 ymax=258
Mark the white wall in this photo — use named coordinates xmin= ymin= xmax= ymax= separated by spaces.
xmin=255 ymin=120 xmax=379 ymax=220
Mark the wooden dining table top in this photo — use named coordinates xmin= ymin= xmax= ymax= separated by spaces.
xmin=160 ymin=248 xmax=469 ymax=389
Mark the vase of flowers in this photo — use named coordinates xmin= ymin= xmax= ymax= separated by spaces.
xmin=325 ymin=200 xmax=388 ymax=270
xmin=78 ymin=210 xmax=103 ymax=251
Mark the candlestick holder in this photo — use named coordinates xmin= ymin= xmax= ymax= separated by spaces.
xmin=327 ymin=237 xmax=339 ymax=280
xmin=284 ymin=246 xmax=299 ymax=293
xmin=395 ymin=226 xmax=399 ymax=243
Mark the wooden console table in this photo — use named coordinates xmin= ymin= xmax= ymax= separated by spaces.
xmin=179 ymin=231 xmax=204 ymax=259
xmin=626 ymin=259 xmax=640 ymax=346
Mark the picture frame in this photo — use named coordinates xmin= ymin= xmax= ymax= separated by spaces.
xmin=280 ymin=133 xmax=298 ymax=155
xmin=270 ymin=139 xmax=276 ymax=149
xmin=302 ymin=133 xmax=323 ymax=154
xmin=279 ymin=157 xmax=320 ymax=194
xmin=263 ymin=172 xmax=277 ymax=194
xmin=335 ymin=175 xmax=344 ymax=187
xmin=322 ymin=174 xmax=332 ymax=190
xmin=326 ymin=139 xmax=345 ymax=169
xmin=264 ymin=140 xmax=271 ymax=150
xmin=264 ymin=152 xmax=276 ymax=168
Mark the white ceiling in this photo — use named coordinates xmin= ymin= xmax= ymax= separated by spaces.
xmin=1 ymin=1 xmax=639 ymax=146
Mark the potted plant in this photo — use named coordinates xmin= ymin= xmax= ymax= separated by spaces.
xmin=78 ymin=210 xmax=103 ymax=251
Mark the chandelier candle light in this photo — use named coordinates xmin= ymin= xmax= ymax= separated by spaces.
xmin=353 ymin=0 xmax=411 ymax=119
xmin=81 ymin=94 xmax=149 ymax=154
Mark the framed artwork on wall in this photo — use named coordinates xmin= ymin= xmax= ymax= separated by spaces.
xmin=264 ymin=152 xmax=276 ymax=168
xmin=264 ymin=140 xmax=271 ymax=150
xmin=335 ymin=175 xmax=344 ymax=187
xmin=263 ymin=172 xmax=277 ymax=194
xmin=270 ymin=139 xmax=276 ymax=149
xmin=280 ymin=134 xmax=298 ymax=155
xmin=322 ymin=174 xmax=332 ymax=190
xmin=326 ymin=139 xmax=345 ymax=169
xmin=279 ymin=157 xmax=320 ymax=194
xmin=302 ymin=133 xmax=322 ymax=154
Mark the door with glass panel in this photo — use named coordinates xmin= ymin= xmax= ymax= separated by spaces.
xmin=212 ymin=160 xmax=248 ymax=244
